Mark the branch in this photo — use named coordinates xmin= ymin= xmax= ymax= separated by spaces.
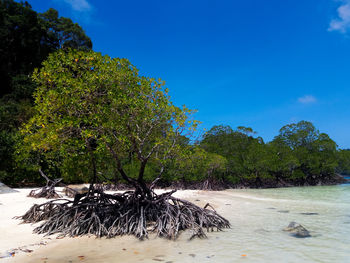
xmin=103 ymin=139 xmax=137 ymax=187
xmin=39 ymin=168 xmax=50 ymax=183
xmin=150 ymin=166 xmax=164 ymax=189
xmin=150 ymin=134 xmax=178 ymax=189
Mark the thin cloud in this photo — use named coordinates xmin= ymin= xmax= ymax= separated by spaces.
xmin=298 ymin=95 xmax=317 ymax=104
xmin=328 ymin=0 xmax=350 ymax=33
xmin=64 ymin=0 xmax=91 ymax=12
xmin=55 ymin=0 xmax=92 ymax=12
xmin=53 ymin=0 xmax=94 ymax=24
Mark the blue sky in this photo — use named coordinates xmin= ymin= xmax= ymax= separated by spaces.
xmin=27 ymin=0 xmax=350 ymax=148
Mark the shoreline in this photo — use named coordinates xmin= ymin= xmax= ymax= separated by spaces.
xmin=7 ymin=173 xmax=348 ymax=192
xmin=1 ymin=185 xmax=350 ymax=262
xmin=0 ymin=188 xmax=219 ymax=262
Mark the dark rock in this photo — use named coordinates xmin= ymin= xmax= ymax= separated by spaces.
xmin=267 ymin=207 xmax=276 ymax=210
xmin=300 ymin=212 xmax=319 ymax=216
xmin=283 ymin=222 xmax=311 ymax=238
xmin=277 ymin=210 xmax=289 ymax=213
xmin=20 ymin=248 xmax=33 ymax=253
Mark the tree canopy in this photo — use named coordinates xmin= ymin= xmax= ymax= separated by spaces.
xmin=21 ymin=49 xmax=197 ymax=194
xmin=17 ymin=49 xmax=230 ymax=240
xmin=196 ymin=121 xmax=342 ymax=187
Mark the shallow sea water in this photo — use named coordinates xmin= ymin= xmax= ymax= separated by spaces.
xmin=12 ymin=184 xmax=350 ymax=263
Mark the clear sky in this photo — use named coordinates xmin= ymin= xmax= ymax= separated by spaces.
xmin=26 ymin=0 xmax=350 ymax=148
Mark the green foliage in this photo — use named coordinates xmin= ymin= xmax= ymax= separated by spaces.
xmin=0 ymin=0 xmax=43 ymax=97
xmin=166 ymin=146 xmax=227 ymax=184
xmin=200 ymin=125 xmax=262 ymax=184
xmin=39 ymin=8 xmax=92 ymax=51
xmin=0 ymin=0 xmax=92 ymax=185
xmin=20 ymin=49 xmax=197 ymax=186
xmin=198 ymin=121 xmax=340 ymax=187
xmin=0 ymin=0 xmax=92 ymax=98
xmin=0 ymin=1 xmax=345 ymax=188
xmin=336 ymin=149 xmax=350 ymax=174
xmin=0 ymin=129 xmax=41 ymax=186
xmin=272 ymin=121 xmax=338 ymax=184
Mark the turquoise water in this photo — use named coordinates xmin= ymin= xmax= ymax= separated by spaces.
xmin=154 ymin=184 xmax=350 ymax=263
xmin=220 ymin=184 xmax=350 ymax=262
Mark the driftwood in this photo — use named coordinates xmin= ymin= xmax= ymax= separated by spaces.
xmin=18 ymin=186 xmax=230 ymax=240
xmin=28 ymin=169 xmax=62 ymax=199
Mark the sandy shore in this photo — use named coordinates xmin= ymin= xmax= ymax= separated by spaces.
xmin=3 ymin=186 xmax=348 ymax=262
xmin=0 ymin=188 xmax=233 ymax=262
xmin=0 ymin=188 xmax=51 ymax=260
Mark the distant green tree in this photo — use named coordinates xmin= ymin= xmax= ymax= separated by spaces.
xmin=272 ymin=121 xmax=338 ymax=185
xmin=165 ymin=146 xmax=227 ymax=189
xmin=200 ymin=125 xmax=260 ymax=184
xmin=274 ymin=121 xmax=319 ymax=150
xmin=242 ymin=138 xmax=272 ymax=186
xmin=336 ymin=149 xmax=350 ymax=174
xmin=199 ymin=121 xmax=339 ymax=187
xmin=264 ymin=142 xmax=299 ymax=185
xmin=39 ymin=8 xmax=92 ymax=51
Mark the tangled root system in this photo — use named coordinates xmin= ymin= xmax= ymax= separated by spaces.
xmin=18 ymin=188 xmax=230 ymax=240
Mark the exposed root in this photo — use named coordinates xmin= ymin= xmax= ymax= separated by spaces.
xmin=28 ymin=183 xmax=62 ymax=199
xmin=18 ymin=188 xmax=230 ymax=240
xmin=28 ymin=169 xmax=62 ymax=199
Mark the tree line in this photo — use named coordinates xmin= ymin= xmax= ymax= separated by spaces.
xmin=0 ymin=0 xmax=349 ymax=189
xmin=123 ymin=121 xmax=348 ymax=189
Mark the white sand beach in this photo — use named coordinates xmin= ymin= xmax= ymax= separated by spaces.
xmin=0 ymin=188 xmax=231 ymax=262
xmin=0 ymin=188 xmax=59 ymax=260
xmin=1 ymin=186 xmax=350 ymax=262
